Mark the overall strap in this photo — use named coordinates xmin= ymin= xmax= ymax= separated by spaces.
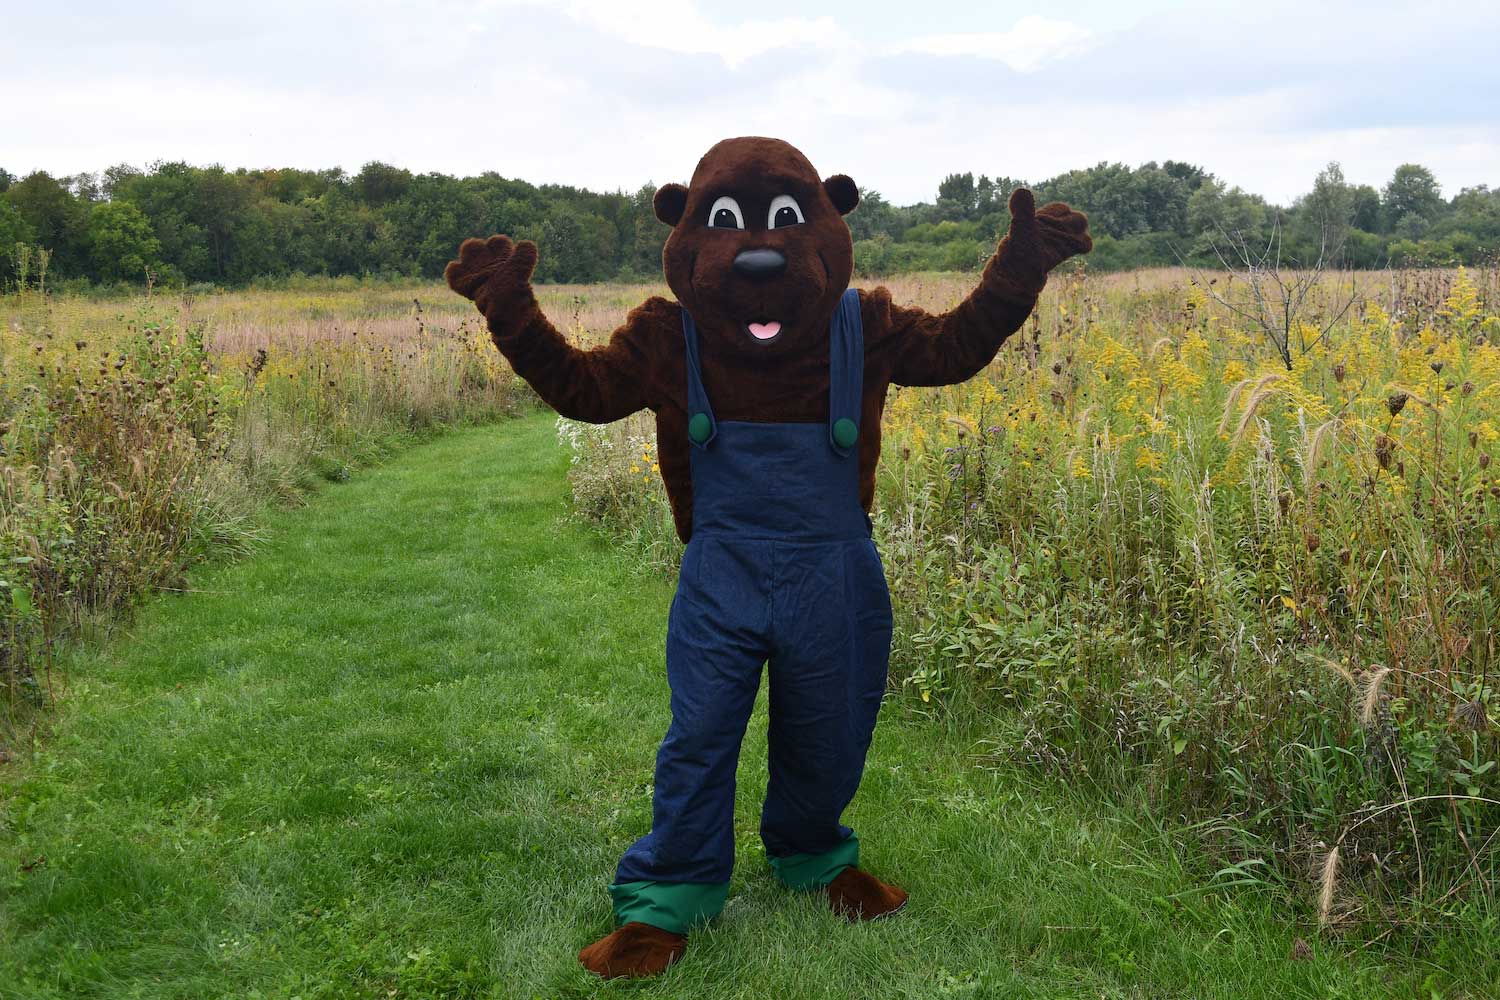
xmin=827 ymin=287 xmax=864 ymax=457
xmin=680 ymin=308 xmax=717 ymax=448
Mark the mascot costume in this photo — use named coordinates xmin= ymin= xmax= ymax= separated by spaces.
xmin=446 ymin=137 xmax=1090 ymax=978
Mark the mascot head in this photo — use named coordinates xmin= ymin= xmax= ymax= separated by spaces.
xmin=653 ymin=137 xmax=859 ymax=360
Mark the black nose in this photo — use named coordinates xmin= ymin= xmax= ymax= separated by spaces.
xmin=733 ymin=248 xmax=786 ymax=279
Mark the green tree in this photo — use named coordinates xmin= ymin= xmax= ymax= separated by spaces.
xmin=1383 ymin=164 xmax=1443 ymax=227
xmin=245 ymin=166 xmax=345 ymax=204
xmin=1350 ymin=184 xmax=1383 ymax=233
xmin=113 ymin=162 xmax=215 ymax=281
xmin=1303 ymin=163 xmax=1352 ymax=225
xmin=285 ymin=193 xmax=379 ymax=275
xmin=3 ymin=171 xmax=89 ymax=276
xmin=102 ymin=164 xmax=143 ymax=198
xmin=86 ymin=200 xmax=163 ymax=283
xmin=66 ymin=172 xmax=104 ymax=202
xmin=353 ymin=162 xmax=413 ymax=206
xmin=0 ymin=199 xmax=36 ymax=285
xmin=380 ymin=172 xmax=485 ymax=278
xmin=1038 ymin=161 xmax=1198 ymax=239
xmin=1186 ymin=179 xmax=1269 ymax=260
xmin=616 ymin=183 xmax=667 ymax=279
xmin=195 ymin=166 xmax=260 ymax=281
xmin=1433 ymin=186 xmax=1500 ymax=260
xmin=936 ymin=172 xmax=978 ymax=221
xmin=1393 ymin=212 xmax=1431 ymax=241
xmin=846 ymin=187 xmax=901 ymax=242
xmin=528 ymin=203 xmax=617 ymax=283
xmin=1294 ymin=162 xmax=1355 ymax=256
xmin=853 ymin=233 xmax=894 ymax=277
xmin=1187 ymin=179 xmax=1267 ymax=235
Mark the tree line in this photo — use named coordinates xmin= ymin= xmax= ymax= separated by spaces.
xmin=1 ymin=158 xmax=1496 ymax=292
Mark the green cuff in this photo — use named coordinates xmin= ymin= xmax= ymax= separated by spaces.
xmin=608 ymin=880 xmax=729 ymax=936
xmin=768 ymin=834 xmax=860 ymax=890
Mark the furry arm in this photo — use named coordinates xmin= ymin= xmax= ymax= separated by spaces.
xmin=445 ymin=235 xmax=656 ymax=423
xmin=886 ymin=188 xmax=1092 ymax=387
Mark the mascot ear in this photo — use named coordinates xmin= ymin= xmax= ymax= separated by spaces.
xmin=823 ymin=174 xmax=859 ymax=216
xmin=654 ymin=183 xmax=688 ymax=226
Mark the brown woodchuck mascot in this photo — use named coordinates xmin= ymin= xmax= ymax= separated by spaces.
xmin=447 ymin=137 xmax=1090 ymax=979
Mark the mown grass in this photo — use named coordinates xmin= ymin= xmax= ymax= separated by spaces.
xmin=4 ymin=415 xmax=1489 ymax=998
xmin=0 ymin=283 xmax=523 ymax=743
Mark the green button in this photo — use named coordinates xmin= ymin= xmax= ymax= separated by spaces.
xmin=688 ymin=412 xmax=712 ymax=444
xmin=833 ymin=418 xmax=859 ymax=449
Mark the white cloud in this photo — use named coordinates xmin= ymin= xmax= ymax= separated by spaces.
xmin=494 ymin=0 xmax=840 ymax=67
xmin=896 ymin=15 xmax=1094 ymax=72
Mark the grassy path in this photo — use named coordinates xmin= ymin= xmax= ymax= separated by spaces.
xmin=0 ymin=413 xmax=1433 ymax=998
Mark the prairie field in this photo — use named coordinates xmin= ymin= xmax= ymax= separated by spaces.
xmin=4 ymin=265 xmax=1500 ymax=957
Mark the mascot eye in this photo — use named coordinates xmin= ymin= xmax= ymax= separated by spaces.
xmin=708 ymin=196 xmax=745 ymax=230
xmin=769 ymin=194 xmax=804 ymax=228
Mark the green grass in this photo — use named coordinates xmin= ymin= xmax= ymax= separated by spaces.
xmin=0 ymin=413 xmax=1483 ymax=998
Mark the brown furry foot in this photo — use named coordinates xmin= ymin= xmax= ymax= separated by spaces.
xmin=824 ymin=867 xmax=909 ymax=922
xmin=577 ymin=922 xmax=687 ymax=979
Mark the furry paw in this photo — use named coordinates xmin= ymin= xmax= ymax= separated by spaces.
xmin=824 ymin=867 xmax=909 ymax=922
xmin=577 ymin=921 xmax=687 ymax=979
xmin=998 ymin=188 xmax=1093 ymax=284
xmin=443 ymin=234 xmax=538 ymax=321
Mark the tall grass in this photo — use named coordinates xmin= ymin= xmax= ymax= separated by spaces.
xmin=0 ymin=280 xmax=530 ymax=744
xmin=558 ymin=265 xmax=1500 ymax=933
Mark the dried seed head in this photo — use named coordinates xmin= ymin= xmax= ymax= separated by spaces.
xmin=1470 ymin=432 xmax=1479 ymax=448
xmin=1374 ymin=434 xmax=1395 ymax=470
xmin=1431 ymin=361 xmax=1444 ymax=374
xmin=1338 ymin=548 xmax=1351 ymax=565
xmin=1481 ymin=453 xmax=1492 ymax=470
xmin=1386 ymin=392 xmax=1409 ymax=417
xmin=1455 ymin=700 xmax=1490 ymax=733
xmin=1332 ymin=363 xmax=1346 ymax=383
xmin=1304 ymin=530 xmax=1320 ymax=552
xmin=1278 ymin=491 xmax=1292 ymax=516
xmin=1317 ymin=845 xmax=1341 ymax=930
xmin=1049 ymin=389 xmax=1066 ymax=409
xmin=1052 ymin=361 xmax=1063 ymax=375
xmin=1358 ymin=666 xmax=1393 ymax=726
xmin=1462 ymin=381 xmax=1475 ymax=397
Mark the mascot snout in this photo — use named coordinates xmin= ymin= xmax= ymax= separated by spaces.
xmin=733 ymin=248 xmax=787 ymax=279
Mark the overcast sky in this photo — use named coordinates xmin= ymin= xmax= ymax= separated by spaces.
xmin=5 ymin=0 xmax=1497 ymax=206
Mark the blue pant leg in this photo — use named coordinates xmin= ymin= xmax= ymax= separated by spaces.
xmin=760 ymin=538 xmax=892 ymax=887
xmin=612 ymin=537 xmax=770 ymax=930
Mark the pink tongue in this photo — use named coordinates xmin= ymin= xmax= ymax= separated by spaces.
xmin=748 ymin=321 xmax=781 ymax=340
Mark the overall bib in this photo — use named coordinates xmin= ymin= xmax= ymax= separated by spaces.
xmin=610 ymin=288 xmax=894 ymax=935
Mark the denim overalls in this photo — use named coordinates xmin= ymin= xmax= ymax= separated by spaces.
xmin=609 ymin=288 xmax=894 ymax=934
